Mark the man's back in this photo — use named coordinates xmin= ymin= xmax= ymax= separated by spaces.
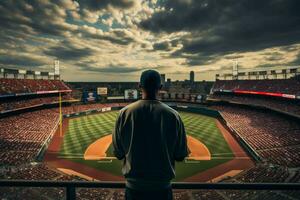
xmin=113 ymin=100 xmax=189 ymax=190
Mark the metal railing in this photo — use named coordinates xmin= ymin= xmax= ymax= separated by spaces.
xmin=0 ymin=180 xmax=300 ymax=200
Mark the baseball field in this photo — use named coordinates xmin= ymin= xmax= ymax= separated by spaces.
xmin=52 ymin=110 xmax=244 ymax=181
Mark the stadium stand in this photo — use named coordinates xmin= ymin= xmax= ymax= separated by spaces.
xmin=231 ymin=165 xmax=291 ymax=183
xmin=209 ymin=79 xmax=300 ymax=169
xmin=2 ymin=167 xmax=298 ymax=200
xmin=212 ymin=79 xmax=300 ymax=95
xmin=212 ymin=105 xmax=300 ymax=167
xmin=0 ymin=79 xmax=74 ymax=114
xmin=1 ymin=102 xmax=299 ymax=199
xmin=0 ymin=94 xmax=74 ymax=112
xmin=0 ymin=109 xmax=59 ymax=165
xmin=211 ymin=79 xmax=300 ymax=117
xmin=219 ymin=164 xmax=300 ymax=199
xmin=0 ymin=79 xmax=71 ymax=95
xmin=0 ymin=164 xmax=79 ymax=181
xmin=211 ymin=93 xmax=300 ymax=116
xmin=0 ymin=102 xmax=129 ymax=166
xmin=77 ymin=188 xmax=112 ymax=200
xmin=1 ymin=78 xmax=300 ymax=199
xmin=0 ymin=164 xmax=91 ymax=199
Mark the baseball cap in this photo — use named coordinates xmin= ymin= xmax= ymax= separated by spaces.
xmin=140 ymin=70 xmax=161 ymax=91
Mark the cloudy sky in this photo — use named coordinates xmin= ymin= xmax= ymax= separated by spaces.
xmin=0 ymin=0 xmax=300 ymax=81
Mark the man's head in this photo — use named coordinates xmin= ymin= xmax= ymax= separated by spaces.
xmin=139 ymin=69 xmax=162 ymax=99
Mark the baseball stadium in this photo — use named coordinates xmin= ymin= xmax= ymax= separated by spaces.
xmin=1 ymin=66 xmax=300 ymax=199
xmin=1 ymin=1 xmax=300 ymax=199
xmin=45 ymin=108 xmax=252 ymax=182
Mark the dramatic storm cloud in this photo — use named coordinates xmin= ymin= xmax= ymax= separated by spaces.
xmin=0 ymin=0 xmax=299 ymax=81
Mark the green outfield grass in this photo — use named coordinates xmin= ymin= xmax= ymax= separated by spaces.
xmin=59 ymin=110 xmax=234 ymax=181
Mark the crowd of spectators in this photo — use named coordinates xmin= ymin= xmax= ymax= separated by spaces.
xmin=0 ymin=94 xmax=74 ymax=112
xmin=0 ymin=103 xmax=130 ymax=166
xmin=218 ymin=164 xmax=300 ymax=199
xmin=185 ymin=164 xmax=300 ymax=199
xmin=0 ymin=79 xmax=71 ymax=95
xmin=1 ymin=164 xmax=299 ymax=200
xmin=232 ymin=165 xmax=290 ymax=183
xmin=0 ymin=76 xmax=299 ymax=199
xmin=211 ymin=93 xmax=300 ymax=116
xmin=0 ymin=109 xmax=59 ymax=165
xmin=0 ymin=163 xmax=86 ymax=199
xmin=1 ymin=187 xmax=296 ymax=200
xmin=0 ymin=78 xmax=74 ymax=113
xmin=0 ymin=164 xmax=78 ymax=180
xmin=213 ymin=79 xmax=300 ymax=95
xmin=213 ymin=105 xmax=300 ymax=167
xmin=81 ymin=165 xmax=299 ymax=200
xmin=0 ymin=102 xmax=130 ymax=199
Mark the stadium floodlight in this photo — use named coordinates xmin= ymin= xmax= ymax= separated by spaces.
xmin=54 ymin=60 xmax=60 ymax=75
xmin=232 ymin=59 xmax=239 ymax=80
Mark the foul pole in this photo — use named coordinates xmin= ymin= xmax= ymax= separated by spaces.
xmin=59 ymin=92 xmax=63 ymax=137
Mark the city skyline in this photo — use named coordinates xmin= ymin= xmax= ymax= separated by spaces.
xmin=0 ymin=0 xmax=300 ymax=81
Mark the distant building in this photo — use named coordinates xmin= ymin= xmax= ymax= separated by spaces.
xmin=160 ymin=74 xmax=166 ymax=85
xmin=165 ymin=78 xmax=171 ymax=87
xmin=190 ymin=71 xmax=195 ymax=83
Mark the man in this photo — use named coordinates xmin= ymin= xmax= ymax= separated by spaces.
xmin=113 ymin=69 xmax=189 ymax=200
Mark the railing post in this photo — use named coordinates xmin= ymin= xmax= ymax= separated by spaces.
xmin=66 ymin=186 xmax=76 ymax=200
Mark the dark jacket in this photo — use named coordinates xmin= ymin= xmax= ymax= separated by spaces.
xmin=113 ymin=100 xmax=189 ymax=190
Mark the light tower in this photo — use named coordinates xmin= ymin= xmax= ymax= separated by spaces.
xmin=54 ymin=60 xmax=60 ymax=80
xmin=232 ymin=60 xmax=239 ymax=80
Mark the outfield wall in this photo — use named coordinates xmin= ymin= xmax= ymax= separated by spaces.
xmin=63 ymin=107 xmax=113 ymax=118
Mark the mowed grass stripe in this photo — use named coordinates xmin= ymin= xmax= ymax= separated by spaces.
xmin=180 ymin=112 xmax=233 ymax=156
xmin=59 ymin=111 xmax=118 ymax=156
xmin=59 ymin=110 xmax=233 ymax=158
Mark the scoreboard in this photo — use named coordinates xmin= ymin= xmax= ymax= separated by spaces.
xmin=82 ymin=91 xmax=98 ymax=103
xmin=124 ymin=89 xmax=138 ymax=100
xmin=97 ymin=87 xmax=108 ymax=95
